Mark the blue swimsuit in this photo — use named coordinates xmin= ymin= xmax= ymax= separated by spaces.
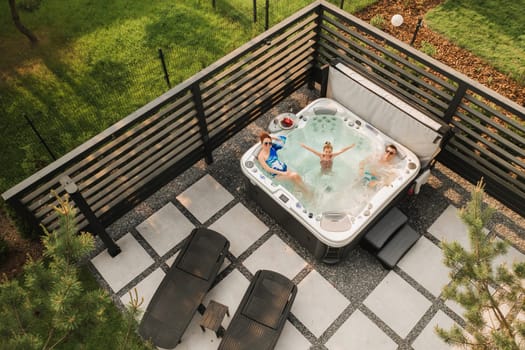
xmin=363 ymin=170 xmax=378 ymax=186
xmin=265 ymin=136 xmax=288 ymax=176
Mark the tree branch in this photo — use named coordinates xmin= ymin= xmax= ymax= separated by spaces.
xmin=8 ymin=0 xmax=38 ymax=44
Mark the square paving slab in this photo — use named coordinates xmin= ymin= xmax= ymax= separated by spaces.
xmin=202 ymin=268 xmax=251 ymax=329
xmin=364 ymin=271 xmax=431 ymax=338
xmin=293 ymin=270 xmax=350 ymax=338
xmin=398 ymin=236 xmax=450 ymax=296
xmin=274 ymin=321 xmax=311 ymax=350
xmin=243 ymin=234 xmax=307 ymax=280
xmin=136 ymin=202 xmax=195 ymax=256
xmin=428 ymin=204 xmax=488 ymax=250
xmin=208 ymin=203 xmax=268 ymax=256
xmin=164 ymin=311 xmax=224 ymax=350
xmin=325 ymin=309 xmax=396 ymax=350
xmin=412 ymin=310 xmax=461 ymax=350
xmin=428 ymin=205 xmax=468 ymax=247
xmin=91 ymin=233 xmax=154 ymax=293
xmin=176 ymin=174 xmax=234 ymax=223
xmin=120 ymin=268 xmax=165 ymax=320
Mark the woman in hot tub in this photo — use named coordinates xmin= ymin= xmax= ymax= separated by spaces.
xmin=258 ymin=132 xmax=310 ymax=194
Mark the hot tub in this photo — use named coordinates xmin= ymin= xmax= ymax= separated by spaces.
xmin=241 ymin=63 xmax=449 ymax=263
xmin=241 ymin=98 xmax=420 ymax=262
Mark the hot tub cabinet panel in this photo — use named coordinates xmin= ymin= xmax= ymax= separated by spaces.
xmin=246 ymin=170 xmax=413 ymax=264
xmin=247 ymin=179 xmax=328 ymax=261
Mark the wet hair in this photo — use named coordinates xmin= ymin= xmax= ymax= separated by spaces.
xmin=323 ymin=141 xmax=333 ymax=151
xmin=260 ymin=132 xmax=271 ymax=144
xmin=385 ymin=144 xmax=398 ymax=154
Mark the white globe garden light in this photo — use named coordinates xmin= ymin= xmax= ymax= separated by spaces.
xmin=391 ymin=14 xmax=404 ymax=27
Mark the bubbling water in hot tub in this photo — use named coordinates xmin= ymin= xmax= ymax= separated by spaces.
xmin=276 ymin=114 xmax=402 ymax=216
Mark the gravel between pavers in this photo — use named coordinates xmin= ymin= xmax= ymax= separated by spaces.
xmin=89 ymin=85 xmax=524 ymax=350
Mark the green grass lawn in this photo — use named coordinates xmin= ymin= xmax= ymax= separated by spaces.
xmin=425 ymin=0 xmax=525 ymax=84
xmin=0 ymin=0 xmax=376 ymax=194
xmin=0 ymin=0 xmax=254 ymax=193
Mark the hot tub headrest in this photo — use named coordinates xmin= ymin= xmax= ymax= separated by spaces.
xmin=327 ymin=63 xmax=448 ymax=168
xmin=314 ymin=106 xmax=337 ymax=115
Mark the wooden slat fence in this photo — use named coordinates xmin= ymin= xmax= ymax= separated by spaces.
xmin=3 ymin=1 xmax=524 ymax=238
xmin=314 ymin=2 xmax=525 ymax=215
xmin=1 ymin=3 xmax=320 ymax=235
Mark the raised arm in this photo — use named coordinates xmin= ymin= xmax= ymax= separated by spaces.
xmin=300 ymin=143 xmax=322 ymax=157
xmin=333 ymin=144 xmax=355 ymax=157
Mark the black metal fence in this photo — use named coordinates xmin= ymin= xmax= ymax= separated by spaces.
xmin=3 ymin=1 xmax=524 ymax=238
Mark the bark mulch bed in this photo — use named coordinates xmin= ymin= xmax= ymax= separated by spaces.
xmin=355 ymin=0 xmax=524 ymax=105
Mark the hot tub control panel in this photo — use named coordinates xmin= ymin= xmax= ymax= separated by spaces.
xmin=279 ymin=193 xmax=289 ymax=203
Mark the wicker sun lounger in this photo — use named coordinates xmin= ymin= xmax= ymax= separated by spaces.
xmin=219 ymin=270 xmax=297 ymax=350
xmin=138 ymin=227 xmax=229 ymax=348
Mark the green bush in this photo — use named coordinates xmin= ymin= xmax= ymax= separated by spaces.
xmin=0 ymin=194 xmax=151 ymax=349
xmin=370 ymin=14 xmax=385 ymax=30
xmin=420 ymin=41 xmax=437 ymax=57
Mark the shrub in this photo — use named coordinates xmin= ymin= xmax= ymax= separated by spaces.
xmin=0 ymin=193 xmax=152 ymax=349
xmin=420 ymin=41 xmax=437 ymax=57
xmin=370 ymin=15 xmax=385 ymax=30
xmin=437 ymin=180 xmax=525 ymax=349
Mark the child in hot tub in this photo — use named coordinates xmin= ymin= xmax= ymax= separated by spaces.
xmin=258 ymin=132 xmax=310 ymax=195
xmin=301 ymin=141 xmax=355 ymax=174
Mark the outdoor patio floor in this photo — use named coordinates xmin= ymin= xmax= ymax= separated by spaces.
xmin=87 ymin=87 xmax=525 ymax=350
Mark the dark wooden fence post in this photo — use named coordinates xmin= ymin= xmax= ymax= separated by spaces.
xmin=308 ymin=4 xmax=324 ymax=90
xmin=158 ymin=48 xmax=171 ymax=89
xmin=191 ymin=83 xmax=213 ymax=164
xmin=320 ymin=65 xmax=330 ymax=97
xmin=253 ymin=0 xmax=257 ymax=23
xmin=339 ymin=0 xmax=344 ymax=9
xmin=60 ymin=176 xmax=121 ymax=257
xmin=442 ymin=82 xmax=467 ymax=123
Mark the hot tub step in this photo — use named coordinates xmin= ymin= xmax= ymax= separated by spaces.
xmin=376 ymin=224 xmax=420 ymax=269
xmin=362 ymin=207 xmax=407 ymax=251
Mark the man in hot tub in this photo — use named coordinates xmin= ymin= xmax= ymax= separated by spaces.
xmin=258 ymin=132 xmax=310 ymax=194
xmin=358 ymin=144 xmax=398 ymax=188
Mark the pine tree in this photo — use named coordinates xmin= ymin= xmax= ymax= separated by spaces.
xmin=0 ymin=193 xmax=109 ymax=349
xmin=436 ymin=180 xmax=525 ymax=349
